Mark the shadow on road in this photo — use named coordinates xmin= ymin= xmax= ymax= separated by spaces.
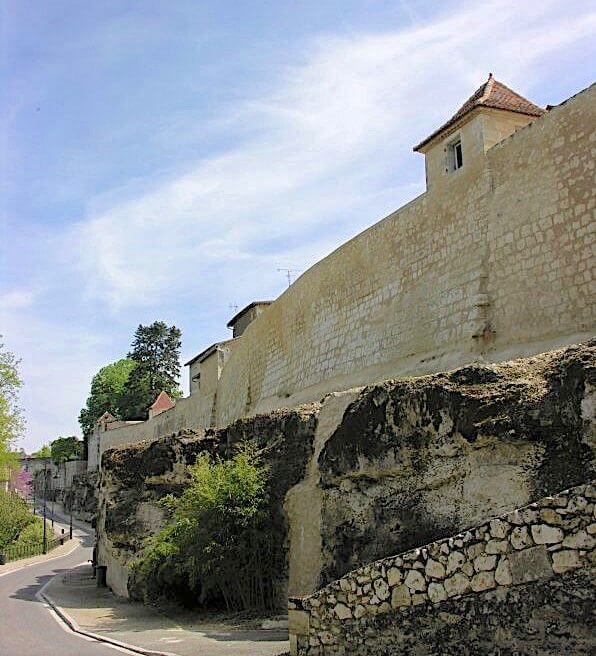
xmin=9 ymin=568 xmax=69 ymax=602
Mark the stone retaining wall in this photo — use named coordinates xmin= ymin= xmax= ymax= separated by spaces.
xmin=289 ymin=481 xmax=596 ymax=655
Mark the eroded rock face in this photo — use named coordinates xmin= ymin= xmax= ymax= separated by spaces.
xmin=317 ymin=341 xmax=595 ymax=583
xmin=63 ymin=471 xmax=98 ymax=521
xmin=97 ymin=408 xmax=319 ymax=601
xmin=96 ymin=341 xmax=595 ymax=603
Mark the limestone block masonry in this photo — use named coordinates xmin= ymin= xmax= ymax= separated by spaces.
xmin=288 ymin=481 xmax=596 ymax=655
xmin=99 ymin=83 xmax=595 ymax=458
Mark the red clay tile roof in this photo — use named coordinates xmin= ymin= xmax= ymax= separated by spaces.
xmin=150 ymin=391 xmax=175 ymax=411
xmin=414 ymin=74 xmax=545 ymax=152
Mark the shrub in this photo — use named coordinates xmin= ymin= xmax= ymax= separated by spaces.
xmin=134 ymin=444 xmax=281 ymax=611
xmin=11 ymin=515 xmax=45 ymax=549
xmin=0 ymin=489 xmax=35 ymax=550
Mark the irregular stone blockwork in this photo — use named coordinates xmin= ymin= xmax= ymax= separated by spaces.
xmin=318 ymin=341 xmax=595 ymax=583
xmin=289 ymin=481 xmax=596 ymax=655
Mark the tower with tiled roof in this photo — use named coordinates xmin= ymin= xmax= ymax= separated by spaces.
xmin=414 ymin=74 xmax=545 ymax=191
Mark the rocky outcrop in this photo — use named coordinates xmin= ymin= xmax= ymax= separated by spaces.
xmin=317 ymin=341 xmax=595 ymax=583
xmin=96 ymin=341 xmax=595 ymax=606
xmin=97 ymin=408 xmax=318 ymax=599
xmin=288 ymin=481 xmax=596 ymax=655
xmin=63 ymin=471 xmax=98 ymax=521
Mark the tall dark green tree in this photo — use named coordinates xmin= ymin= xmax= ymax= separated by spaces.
xmin=120 ymin=321 xmax=182 ymax=419
xmin=78 ymin=358 xmax=136 ymax=437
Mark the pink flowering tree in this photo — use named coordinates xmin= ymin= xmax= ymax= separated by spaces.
xmin=12 ymin=468 xmax=33 ymax=499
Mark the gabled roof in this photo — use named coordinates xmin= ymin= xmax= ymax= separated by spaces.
xmin=414 ymin=74 xmax=545 ymax=152
xmin=184 ymin=337 xmax=239 ymax=367
xmin=97 ymin=411 xmax=117 ymax=424
xmin=150 ymin=391 xmax=175 ymax=412
xmin=226 ymin=301 xmax=273 ymax=329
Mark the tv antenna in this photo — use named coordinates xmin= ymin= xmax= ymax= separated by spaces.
xmin=277 ymin=268 xmax=303 ymax=288
xmin=228 ymin=303 xmax=239 ymax=313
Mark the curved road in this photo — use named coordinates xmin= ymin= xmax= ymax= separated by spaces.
xmin=0 ymin=508 xmax=132 ymax=656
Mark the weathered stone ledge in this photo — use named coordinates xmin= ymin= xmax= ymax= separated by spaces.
xmin=288 ymin=480 xmax=596 ymax=655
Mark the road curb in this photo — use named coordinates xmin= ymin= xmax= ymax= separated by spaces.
xmin=37 ymin=575 xmax=178 ymax=656
xmin=0 ymin=538 xmax=80 ymax=578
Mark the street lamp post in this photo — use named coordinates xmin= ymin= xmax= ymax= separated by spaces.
xmin=69 ymin=510 xmax=73 ymax=540
xmin=42 ymin=465 xmax=48 ymax=554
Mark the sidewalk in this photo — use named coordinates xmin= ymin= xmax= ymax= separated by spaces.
xmin=43 ymin=563 xmax=290 ymax=656
xmin=0 ymin=503 xmax=86 ymax=577
xmin=0 ymin=537 xmax=79 ymax=577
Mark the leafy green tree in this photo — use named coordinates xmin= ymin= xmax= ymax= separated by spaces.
xmin=33 ymin=444 xmax=51 ymax=458
xmin=134 ymin=444 xmax=281 ymax=610
xmin=78 ymin=358 xmax=136 ymax=437
xmin=0 ymin=337 xmax=23 ymax=470
xmin=120 ymin=322 xmax=181 ymax=419
xmin=50 ymin=436 xmax=83 ymax=465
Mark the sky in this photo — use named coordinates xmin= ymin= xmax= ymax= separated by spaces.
xmin=1 ymin=0 xmax=594 ymax=453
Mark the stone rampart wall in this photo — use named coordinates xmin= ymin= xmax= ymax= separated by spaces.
xmin=99 ymin=395 xmax=206 ymax=458
xmin=215 ymin=85 xmax=595 ymax=425
xmin=98 ymin=85 xmax=594 ymax=454
xmin=289 ymin=481 xmax=596 ymax=655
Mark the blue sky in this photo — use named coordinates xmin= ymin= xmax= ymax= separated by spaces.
xmin=1 ymin=0 xmax=594 ymax=452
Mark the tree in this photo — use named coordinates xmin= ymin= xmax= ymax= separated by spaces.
xmin=0 ymin=337 xmax=23 ymax=470
xmin=50 ymin=436 xmax=83 ymax=465
xmin=33 ymin=444 xmax=51 ymax=458
xmin=12 ymin=468 xmax=33 ymax=499
xmin=78 ymin=359 xmax=136 ymax=437
xmin=120 ymin=322 xmax=182 ymax=419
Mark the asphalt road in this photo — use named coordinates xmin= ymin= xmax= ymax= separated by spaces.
xmin=0 ymin=508 xmax=130 ymax=656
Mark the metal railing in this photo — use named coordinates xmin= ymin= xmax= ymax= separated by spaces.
xmin=0 ymin=534 xmax=66 ymax=563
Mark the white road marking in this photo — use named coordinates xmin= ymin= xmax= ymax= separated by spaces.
xmin=0 ymin=539 xmax=83 ymax=578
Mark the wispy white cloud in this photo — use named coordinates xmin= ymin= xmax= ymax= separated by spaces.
xmin=0 ymin=288 xmax=36 ymax=311
xmin=72 ymin=0 xmax=596 ymax=311
xmin=6 ymin=0 xmax=595 ymax=451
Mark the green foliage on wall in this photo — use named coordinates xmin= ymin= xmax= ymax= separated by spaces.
xmin=50 ymin=435 xmax=83 ymax=465
xmin=133 ymin=444 xmax=281 ymax=611
xmin=33 ymin=444 xmax=51 ymax=458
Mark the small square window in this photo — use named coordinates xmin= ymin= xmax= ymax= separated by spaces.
xmin=448 ymin=138 xmax=463 ymax=172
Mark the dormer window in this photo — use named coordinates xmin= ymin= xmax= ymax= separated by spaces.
xmin=449 ymin=138 xmax=463 ymax=172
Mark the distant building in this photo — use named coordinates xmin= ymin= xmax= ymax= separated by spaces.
xmin=227 ymin=301 xmax=273 ymax=338
xmin=185 ymin=338 xmax=238 ymax=398
xmin=148 ymin=391 xmax=176 ymax=419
